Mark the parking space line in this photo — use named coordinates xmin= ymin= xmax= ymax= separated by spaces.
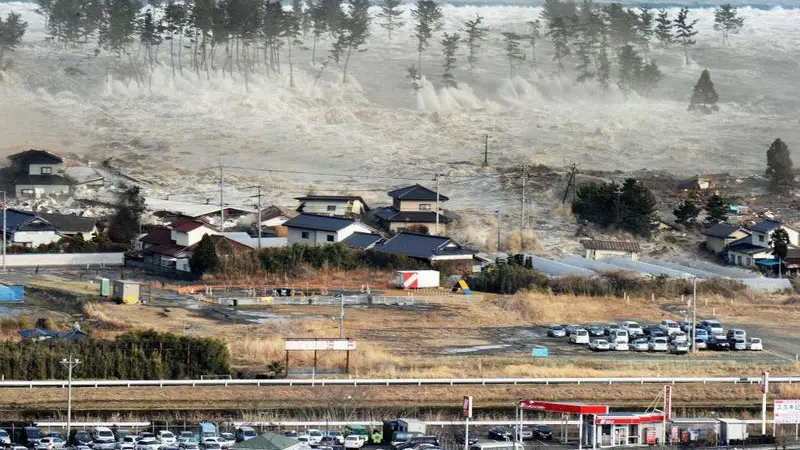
xmin=535 ymin=440 xmax=549 ymax=447
xmin=764 ymin=349 xmax=794 ymax=361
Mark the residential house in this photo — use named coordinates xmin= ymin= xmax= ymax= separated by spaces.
xmin=1 ymin=209 xmax=98 ymax=248
xmin=375 ymin=184 xmax=449 ymax=235
xmin=341 ymin=232 xmax=383 ymax=250
xmin=747 ymin=219 xmax=800 ymax=248
xmin=232 ymin=432 xmax=305 ymax=450
xmin=221 ymin=232 xmax=287 ymax=249
xmin=725 ymin=219 xmax=800 ymax=269
xmin=295 ymin=195 xmax=370 ymax=217
xmin=581 ymin=239 xmax=641 ymax=260
xmin=7 ymin=149 xmax=74 ymax=197
xmin=255 ymin=205 xmax=292 ymax=237
xmin=375 ymin=232 xmax=474 ymax=266
xmin=726 ymin=237 xmax=773 ymax=268
xmin=144 ymin=197 xmax=255 ymax=227
xmin=676 ymin=175 xmax=714 ymax=191
xmin=702 ymin=224 xmax=750 ymax=254
xmin=283 ymin=214 xmax=375 ymax=246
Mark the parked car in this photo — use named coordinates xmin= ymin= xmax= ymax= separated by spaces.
xmin=135 ymin=438 xmax=162 ymax=450
xmin=659 ymin=319 xmax=681 ymax=335
xmin=669 ymin=340 xmax=689 ymax=354
xmin=589 ymin=339 xmax=610 ymax=351
xmin=649 ymin=337 xmax=668 ymax=352
xmin=569 ymin=329 xmax=590 ymax=344
xmin=631 ymin=338 xmax=649 ymax=351
xmin=200 ymin=443 xmax=220 ymax=450
xmin=532 ymin=425 xmax=553 ymax=441
xmin=680 ymin=321 xmax=694 ymax=333
xmin=547 ymin=325 xmax=567 ymax=337
xmin=70 ymin=431 xmax=94 ymax=447
xmin=344 ymin=436 xmax=365 ymax=449
xmin=158 ymin=432 xmax=177 ymax=446
xmin=730 ymin=337 xmax=747 ymax=351
xmin=621 ymin=321 xmax=643 ymax=336
xmin=119 ymin=436 xmax=139 ymax=450
xmin=93 ymin=438 xmax=118 ymax=450
xmin=693 ymin=338 xmax=708 ymax=350
xmin=513 ymin=426 xmax=533 ymax=440
xmin=609 ymin=329 xmax=629 ymax=344
xmin=282 ymin=431 xmax=298 ymax=438
xmin=235 ymin=428 xmax=257 ymax=444
xmin=322 ymin=431 xmax=344 ymax=445
xmin=95 ymin=429 xmax=116 ymax=442
xmin=642 ymin=324 xmax=661 ymax=336
xmin=138 ymin=434 xmax=157 ymax=441
xmin=694 ymin=328 xmax=709 ymax=340
xmin=179 ymin=433 xmax=195 ymax=441
xmin=201 ymin=437 xmax=223 ymax=449
xmin=670 ymin=331 xmax=688 ymax=344
xmin=36 ymin=437 xmax=65 ymax=450
xmin=0 ymin=430 xmax=10 ymax=446
xmin=564 ymin=324 xmax=582 ymax=336
xmin=700 ymin=320 xmax=724 ymax=336
xmin=604 ymin=323 xmax=621 ymax=336
xmin=453 ymin=430 xmax=477 ymax=445
xmin=587 ymin=325 xmax=605 ymax=337
xmin=610 ymin=340 xmax=629 ymax=351
xmin=747 ymin=337 xmax=763 ymax=351
xmin=218 ymin=434 xmax=235 ymax=448
xmin=487 ymin=427 xmax=512 ymax=441
xmin=727 ymin=329 xmax=747 ymax=341
xmin=707 ymin=337 xmax=730 ymax=351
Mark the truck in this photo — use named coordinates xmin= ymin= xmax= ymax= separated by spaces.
xmin=14 ymin=426 xmax=42 ymax=448
xmin=198 ymin=423 xmax=218 ymax=440
xmin=396 ymin=271 xmax=439 ymax=289
xmin=390 ymin=419 xmax=426 ymax=448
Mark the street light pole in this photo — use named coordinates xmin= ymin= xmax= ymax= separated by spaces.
xmin=2 ymin=190 xmax=6 ymax=272
xmin=692 ymin=278 xmax=697 ymax=354
xmin=61 ymin=355 xmax=81 ymax=438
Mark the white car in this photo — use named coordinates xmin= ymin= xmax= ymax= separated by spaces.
xmin=631 ymin=338 xmax=649 ymax=351
xmin=671 ymin=331 xmax=688 ymax=344
xmin=649 ymin=337 xmax=668 ymax=352
xmin=693 ymin=338 xmax=708 ymax=350
xmin=660 ymin=319 xmax=681 ymax=335
xmin=589 ymin=339 xmax=610 ymax=351
xmin=219 ymin=434 xmax=236 ymax=448
xmin=609 ymin=329 xmax=629 ymax=344
xmin=36 ymin=437 xmax=66 ymax=450
xmin=569 ymin=329 xmax=590 ymax=344
xmin=158 ymin=432 xmax=177 ymax=446
xmin=344 ymin=436 xmax=364 ymax=449
xmin=201 ymin=438 xmax=222 ymax=449
xmin=610 ymin=340 xmax=629 ymax=351
xmin=306 ymin=430 xmax=323 ymax=446
xmin=700 ymin=320 xmax=724 ymax=336
xmin=748 ymin=337 xmax=763 ymax=351
xmin=621 ymin=321 xmax=643 ymax=336
xmin=0 ymin=430 xmax=11 ymax=446
xmin=669 ymin=341 xmax=689 ymax=354
xmin=134 ymin=439 xmax=161 ymax=450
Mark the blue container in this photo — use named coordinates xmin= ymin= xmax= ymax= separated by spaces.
xmin=0 ymin=285 xmax=24 ymax=302
xmin=531 ymin=346 xmax=549 ymax=358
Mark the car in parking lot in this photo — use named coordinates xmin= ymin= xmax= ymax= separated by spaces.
xmin=218 ymin=434 xmax=236 ymax=448
xmin=344 ymin=435 xmax=365 ymax=449
xmin=453 ymin=429 xmax=478 ymax=445
xmin=604 ymin=323 xmax=621 ymax=336
xmin=158 ymin=432 xmax=177 ymax=446
xmin=610 ymin=340 xmax=629 ymax=351
xmin=178 ymin=442 xmax=198 ymax=450
xmin=631 ymin=338 xmax=649 ymax=351
xmin=589 ymin=339 xmax=610 ymax=352
xmin=700 ymin=320 xmax=724 ymax=336
xmin=748 ymin=337 xmax=763 ymax=351
xmin=93 ymin=438 xmax=118 ymax=450
xmin=135 ymin=438 xmax=161 ymax=450
xmin=694 ymin=328 xmax=709 ymax=340
xmin=322 ymin=431 xmax=344 ymax=445
xmin=36 ymin=437 xmax=66 ymax=450
xmin=649 ymin=337 xmax=668 ymax=352
xmin=660 ymin=319 xmax=681 ymax=335
xmin=642 ymin=324 xmax=661 ymax=336
xmin=513 ymin=426 xmax=533 ymax=440
xmin=707 ymin=337 xmax=730 ymax=351
xmin=569 ymin=329 xmax=590 ymax=344
xmin=179 ymin=433 xmax=195 ymax=441
xmin=609 ymin=329 xmax=629 ymax=343
xmin=693 ymin=338 xmax=708 ymax=350
xmin=670 ymin=331 xmax=688 ymax=344
xmin=727 ymin=329 xmax=747 ymax=341
xmin=669 ymin=340 xmax=689 ymax=354
xmin=564 ymin=324 xmax=582 ymax=336
xmin=0 ymin=430 xmax=10 ymax=446
xmin=532 ymin=425 xmax=553 ymax=441
xmin=730 ymin=337 xmax=747 ymax=350
xmin=621 ymin=321 xmax=643 ymax=336
xmin=547 ymin=325 xmax=567 ymax=337
xmin=487 ymin=427 xmax=512 ymax=441
xmin=587 ymin=325 xmax=605 ymax=337
xmin=200 ymin=443 xmax=221 ymax=450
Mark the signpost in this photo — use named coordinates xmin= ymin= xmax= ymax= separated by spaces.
xmin=463 ymin=396 xmax=473 ymax=450
xmin=762 ymin=371 xmax=770 ymax=436
xmin=283 ymin=338 xmax=356 ymax=375
xmin=774 ymin=399 xmax=800 ymax=439
xmin=663 ymin=385 xmax=672 ymax=446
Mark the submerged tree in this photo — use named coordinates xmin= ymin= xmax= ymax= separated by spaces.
xmin=98 ymin=0 xmax=137 ymax=56
xmin=766 ymin=138 xmax=794 ymax=187
xmin=637 ymin=7 xmax=654 ymax=59
xmin=617 ymin=45 xmax=662 ymax=98
xmin=673 ymin=199 xmax=701 ymax=225
xmin=462 ymin=14 xmax=488 ymax=70
xmin=526 ymin=19 xmax=540 ymax=67
xmin=283 ymin=10 xmax=303 ymax=87
xmin=704 ymin=194 xmax=728 ymax=226
xmin=376 ymin=0 xmax=403 ymax=43
xmin=108 ymin=185 xmax=145 ymax=244
xmin=406 ymin=63 xmax=421 ymax=91
xmin=674 ymin=7 xmax=698 ymax=65
xmin=688 ymin=69 xmax=719 ymax=113
xmin=713 ymin=4 xmax=744 ymax=45
xmin=654 ymin=8 xmax=672 ymax=48
xmin=501 ymin=32 xmax=525 ymax=80
xmin=332 ymin=0 xmax=370 ymax=83
xmin=410 ymin=0 xmax=443 ymax=79
xmin=0 ymin=12 xmax=28 ymax=67
xmin=440 ymin=32 xmax=459 ymax=88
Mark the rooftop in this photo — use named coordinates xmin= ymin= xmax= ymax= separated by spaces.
xmin=580 ymin=239 xmax=641 ymax=253
xmin=388 ymin=184 xmax=449 ymax=202
xmin=283 ymin=214 xmax=360 ymax=232
xmin=750 ymin=219 xmax=784 ymax=233
xmin=37 ymin=212 xmax=97 ymax=233
xmin=171 ymin=218 xmax=215 ymax=233
xmin=728 ymin=237 xmax=771 ymax=255
xmin=376 ymin=232 xmax=472 ymax=260
xmin=375 ymin=207 xmax=451 ymax=224
xmin=341 ymin=232 xmax=383 ymax=249
xmin=145 ymin=198 xmax=255 ymax=219
xmin=15 ymin=174 xmax=73 ymax=186
xmin=703 ymin=223 xmax=745 ymax=239
xmin=8 ymin=149 xmax=64 ymax=165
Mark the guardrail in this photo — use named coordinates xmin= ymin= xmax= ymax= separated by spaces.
xmin=230 ymin=420 xmax=581 ymax=427
xmin=2 ymin=376 xmax=798 ymax=389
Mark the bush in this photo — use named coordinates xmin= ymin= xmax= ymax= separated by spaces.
xmin=466 ymin=261 xmax=548 ymax=294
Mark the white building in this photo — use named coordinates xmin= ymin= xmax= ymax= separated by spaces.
xmin=581 ymin=239 xmax=641 ymax=260
xmin=284 ymin=214 xmax=376 ymax=246
xmin=295 ymin=195 xmax=370 ymax=217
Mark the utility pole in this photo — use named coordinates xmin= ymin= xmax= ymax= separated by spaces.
xmin=339 ymin=294 xmax=345 ymax=339
xmin=762 ymin=371 xmax=769 ymax=436
xmin=218 ymin=166 xmax=225 ymax=232
xmin=435 ymin=174 xmax=441 ymax=235
xmin=256 ymin=185 xmax=262 ymax=249
xmin=520 ymin=166 xmax=527 ymax=232
xmin=495 ymin=210 xmax=501 ymax=252
xmin=60 ymin=354 xmax=81 ymax=438
xmin=615 ymin=184 xmax=623 ymax=228
xmin=562 ymin=163 xmax=578 ymax=204
xmin=482 ymin=135 xmax=489 ymax=167
xmin=692 ymin=277 xmax=697 ymax=354
xmin=1 ymin=190 xmax=6 ymax=272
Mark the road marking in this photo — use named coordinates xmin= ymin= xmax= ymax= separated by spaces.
xmin=764 ymin=349 xmax=794 ymax=361
xmin=535 ymin=440 xmax=549 ymax=447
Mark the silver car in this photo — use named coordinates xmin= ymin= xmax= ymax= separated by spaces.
xmin=94 ymin=439 xmax=118 ymax=450
xmin=135 ymin=438 xmax=162 ymax=450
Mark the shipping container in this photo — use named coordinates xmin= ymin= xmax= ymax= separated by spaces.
xmin=100 ymin=278 xmax=110 ymax=297
xmin=396 ymin=270 xmax=440 ymax=289
xmin=112 ymin=280 xmax=140 ymax=304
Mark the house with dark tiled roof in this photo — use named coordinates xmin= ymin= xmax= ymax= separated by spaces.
xmin=376 ymin=184 xmax=450 ymax=235
xmin=341 ymin=232 xmax=383 ymax=250
xmin=747 ymin=219 xmax=799 ymax=248
xmin=138 ymin=218 xmax=241 ymax=273
xmin=295 ymin=195 xmax=369 ymax=217
xmin=724 ymin=219 xmax=800 ymax=268
xmin=581 ymin=239 xmax=641 ymax=260
xmin=702 ymin=223 xmax=750 ymax=254
xmin=7 ymin=149 xmax=74 ymax=197
xmin=284 ymin=214 xmax=376 ymax=246
xmin=375 ymin=232 xmax=473 ymax=264
xmin=1 ymin=209 xmax=98 ymax=248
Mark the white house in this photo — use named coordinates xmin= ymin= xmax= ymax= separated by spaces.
xmin=283 ymin=214 xmax=376 ymax=246
xmin=295 ymin=195 xmax=370 ymax=217
xmin=170 ymin=218 xmax=219 ymax=247
xmin=748 ymin=219 xmax=800 ymax=248
xmin=581 ymin=239 xmax=641 ymax=260
xmin=8 ymin=149 xmax=73 ymax=197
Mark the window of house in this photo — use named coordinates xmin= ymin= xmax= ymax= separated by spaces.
xmin=326 ymin=205 xmax=336 ymax=212
xmin=40 ymin=166 xmax=52 ymax=175
xmin=327 ymin=234 xmax=335 ymax=242
xmin=301 ymin=231 xmax=310 ymax=239
xmin=418 ymin=204 xmax=431 ymax=211
xmin=758 ymin=235 xmax=765 ymax=243
xmin=737 ymin=255 xmax=742 ymax=265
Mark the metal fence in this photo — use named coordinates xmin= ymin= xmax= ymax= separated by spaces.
xmin=214 ymin=293 xmax=481 ymax=307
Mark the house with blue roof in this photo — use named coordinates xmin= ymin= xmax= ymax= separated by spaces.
xmin=725 ymin=219 xmax=800 ymax=268
xmin=283 ymin=214 xmax=376 ymax=247
xmin=375 ymin=232 xmax=474 ymax=265
xmin=375 ymin=184 xmax=450 ymax=236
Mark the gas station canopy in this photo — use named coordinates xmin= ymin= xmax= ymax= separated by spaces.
xmin=519 ymin=400 xmax=609 ymax=415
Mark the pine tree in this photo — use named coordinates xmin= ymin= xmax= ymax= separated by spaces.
xmin=654 ymin=8 xmax=672 ymax=48
xmin=526 ymin=19 xmax=540 ymax=67
xmin=688 ymin=69 xmax=719 ymax=113
xmin=574 ymin=0 xmax=601 ymax=84
xmin=137 ymin=9 xmax=162 ymax=68
xmin=334 ymin=0 xmax=370 ymax=83
xmin=163 ymin=2 xmax=187 ymax=76
xmin=673 ymin=199 xmax=700 ymax=224
xmin=440 ymin=32 xmax=459 ymax=88
xmin=617 ymin=44 xmax=641 ymax=99
xmin=406 ymin=64 xmax=421 ymax=91
xmin=704 ymin=194 xmax=728 ymax=225
xmin=501 ymin=32 xmax=525 ymax=80
xmin=376 ymin=0 xmax=404 ymax=43
xmin=0 ymin=12 xmax=28 ymax=64
xmin=410 ymin=0 xmax=443 ymax=80
xmin=713 ymin=4 xmax=744 ymax=45
xmin=48 ymin=0 xmax=84 ymax=46
xmin=674 ymin=7 xmax=698 ymax=65
xmin=766 ymin=138 xmax=794 ymax=187
xmin=547 ymin=17 xmax=571 ymax=71
xmin=596 ymin=31 xmax=610 ymax=90
xmin=636 ymin=61 xmax=662 ymax=94
xmin=283 ymin=10 xmax=302 ymax=87
xmin=108 ymin=185 xmax=145 ymax=244
xmin=190 ymin=234 xmax=220 ymax=275
xmin=637 ymin=7 xmax=654 ymax=59
xmin=99 ymin=0 xmax=137 ymax=56
xmin=462 ymin=14 xmax=488 ymax=70
xmin=772 ymin=228 xmax=790 ymax=263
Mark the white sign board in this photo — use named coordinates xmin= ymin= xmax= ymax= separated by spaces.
xmin=774 ymin=400 xmax=800 ymax=424
xmin=284 ymin=339 xmax=356 ymax=351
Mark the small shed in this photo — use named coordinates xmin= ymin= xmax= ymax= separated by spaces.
xmin=112 ymin=280 xmax=140 ymax=304
xmin=581 ymin=239 xmax=641 ymax=261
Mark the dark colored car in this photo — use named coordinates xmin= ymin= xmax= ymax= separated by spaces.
xmin=642 ymin=325 xmax=661 ymax=336
xmin=282 ymin=431 xmax=298 ymax=438
xmin=69 ymin=431 xmax=94 ymax=447
xmin=396 ymin=437 xmax=440 ymax=450
xmin=453 ymin=429 xmax=478 ymax=445
xmin=532 ymin=425 xmax=553 ymax=441
xmin=487 ymin=427 xmax=512 ymax=441
xmin=587 ymin=325 xmax=605 ymax=337
xmin=707 ymin=337 xmax=730 ymax=351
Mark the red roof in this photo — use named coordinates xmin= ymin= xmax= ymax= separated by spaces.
xmin=140 ymin=227 xmax=172 ymax=246
xmin=520 ymin=401 xmax=609 ymax=415
xmin=595 ymin=413 xmax=665 ymax=425
xmin=172 ymin=218 xmax=212 ymax=233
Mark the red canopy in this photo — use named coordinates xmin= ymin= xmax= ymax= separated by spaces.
xmin=595 ymin=413 xmax=665 ymax=425
xmin=519 ymin=400 xmax=609 ymax=415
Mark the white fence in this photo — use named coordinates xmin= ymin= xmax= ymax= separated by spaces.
xmin=1 ymin=253 xmax=124 ymax=267
xmin=215 ymin=294 xmax=481 ymax=307
xmin=1 ymin=375 xmax=797 ymax=389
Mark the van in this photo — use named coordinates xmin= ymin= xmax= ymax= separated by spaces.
xmin=235 ymin=427 xmax=257 ymax=443
xmin=700 ymin=320 xmax=724 ymax=336
xmin=610 ymin=329 xmax=629 ymax=343
xmin=16 ymin=427 xmax=43 ymax=447
xmin=726 ymin=329 xmax=746 ymax=341
xmin=659 ymin=320 xmax=681 ymax=335
xmin=469 ymin=442 xmax=524 ymax=450
xmin=569 ymin=329 xmax=589 ymax=344
xmin=94 ymin=428 xmax=115 ymax=441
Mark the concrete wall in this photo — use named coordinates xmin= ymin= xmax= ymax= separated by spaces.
xmin=287 ymin=223 xmax=373 ymax=246
xmin=585 ymin=249 xmax=640 ymax=261
xmin=0 ymin=253 xmax=124 ymax=267
xmin=12 ymin=230 xmax=61 ymax=247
